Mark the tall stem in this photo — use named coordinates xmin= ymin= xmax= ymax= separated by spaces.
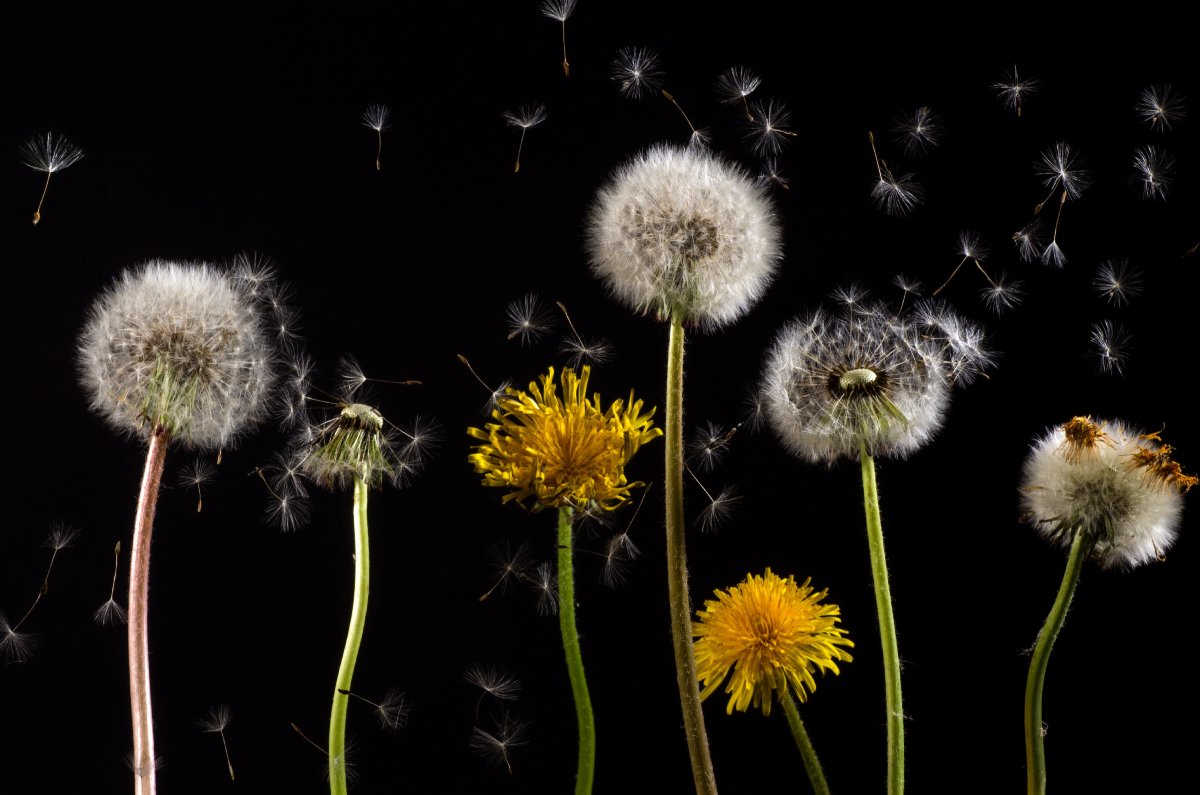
xmin=557 ymin=506 xmax=595 ymax=795
xmin=1024 ymin=530 xmax=1087 ymax=795
xmin=665 ymin=312 xmax=718 ymax=795
xmin=129 ymin=427 xmax=169 ymax=795
xmin=781 ymin=691 xmax=832 ymax=795
xmin=329 ymin=477 xmax=371 ymax=794
xmin=859 ymin=442 xmax=904 ymax=795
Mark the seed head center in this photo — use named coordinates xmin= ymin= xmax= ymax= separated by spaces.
xmin=838 ymin=368 xmax=878 ymax=391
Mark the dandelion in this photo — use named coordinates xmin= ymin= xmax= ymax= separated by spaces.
xmin=468 ymin=365 xmax=659 ymax=793
xmin=1036 ymin=141 xmax=1091 ymax=205
xmin=892 ymin=274 xmax=922 ymax=312
xmin=694 ymin=569 xmax=852 ymax=792
xmin=20 ymin=131 xmax=84 ymax=225
xmin=0 ymin=523 xmax=71 ymax=662
xmin=362 ymin=104 xmax=390 ymax=171
xmin=1136 ymin=84 xmax=1186 ymax=131
xmin=556 ymin=301 xmax=613 ymax=370
xmin=1012 ymin=220 xmax=1044 ymax=263
xmin=761 ymin=298 xmax=991 ymax=794
xmin=464 ymin=663 xmax=522 ymax=719
xmin=1093 ymin=259 xmax=1143 ymax=306
xmin=199 ymin=704 xmax=236 ymax=780
xmin=505 ymin=293 xmax=553 ymax=344
xmin=1132 ymin=145 xmax=1174 ymax=200
xmin=993 ymin=64 xmax=1039 ymax=117
xmin=77 ymin=261 xmax=278 ymax=794
xmin=894 ymin=105 xmax=941 ymax=156
xmin=337 ymin=687 xmax=410 ymax=731
xmin=716 ymin=65 xmax=761 ymax=120
xmin=470 ymin=710 xmax=529 ymax=775
xmin=868 ymin=132 xmax=922 ymax=217
xmin=586 ymin=141 xmax=782 ymax=794
xmin=757 ymin=157 xmax=790 ymax=191
xmin=611 ymin=46 xmax=663 ymax=100
xmin=179 ymin=457 xmax=216 ymax=512
xmin=1020 ymin=417 xmax=1193 ymax=794
xmin=745 ymin=98 xmax=798 ymax=155
xmin=94 ymin=541 xmax=128 ymax=626
xmin=540 ymin=0 xmax=577 ymax=76
xmin=1090 ymin=320 xmax=1131 ymax=375
xmin=503 ymin=103 xmax=547 ymax=174
xmin=980 ymin=273 xmax=1024 ymax=315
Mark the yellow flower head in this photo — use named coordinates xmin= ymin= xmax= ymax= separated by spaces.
xmin=693 ymin=568 xmax=853 ymax=716
xmin=467 ymin=366 xmax=662 ymax=512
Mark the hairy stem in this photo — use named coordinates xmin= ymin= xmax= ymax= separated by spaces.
xmin=1025 ymin=529 xmax=1088 ymax=795
xmin=129 ymin=427 xmax=169 ymax=795
xmin=860 ymin=442 xmax=903 ymax=795
xmin=557 ymin=506 xmax=595 ymax=795
xmin=329 ymin=477 xmax=371 ymax=794
xmin=781 ymin=690 xmax=832 ymax=795
xmin=666 ymin=312 xmax=718 ymax=795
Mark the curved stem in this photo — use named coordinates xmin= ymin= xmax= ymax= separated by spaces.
xmin=32 ymin=170 xmax=51 ymax=224
xmin=329 ymin=477 xmax=371 ymax=794
xmin=665 ymin=312 xmax=718 ymax=795
xmin=129 ymin=427 xmax=169 ymax=795
xmin=557 ymin=506 xmax=595 ymax=795
xmin=1024 ymin=529 xmax=1088 ymax=795
xmin=781 ymin=691 xmax=832 ymax=795
xmin=859 ymin=442 xmax=903 ymax=795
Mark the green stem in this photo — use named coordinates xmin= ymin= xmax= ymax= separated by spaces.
xmin=557 ymin=506 xmax=595 ymax=795
xmin=129 ymin=427 xmax=169 ymax=795
xmin=1024 ymin=529 xmax=1088 ymax=795
xmin=665 ymin=312 xmax=718 ymax=795
xmin=859 ymin=442 xmax=903 ymax=795
xmin=781 ymin=690 xmax=832 ymax=795
xmin=329 ymin=476 xmax=371 ymax=794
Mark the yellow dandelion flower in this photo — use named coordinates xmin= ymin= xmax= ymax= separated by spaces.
xmin=694 ymin=569 xmax=853 ymax=716
xmin=467 ymin=365 xmax=662 ymax=511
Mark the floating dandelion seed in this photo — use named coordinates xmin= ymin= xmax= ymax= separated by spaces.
xmin=20 ymin=131 xmax=84 ymax=225
xmin=757 ymin=157 xmax=790 ymax=191
xmin=894 ymin=105 xmax=942 ymax=157
xmin=503 ymin=103 xmax=547 ymax=174
xmin=178 ymin=458 xmax=216 ymax=513
xmin=745 ymin=98 xmax=798 ymax=155
xmin=1041 ymin=239 xmax=1067 ymax=268
xmin=933 ymin=231 xmax=1003 ymax=299
xmin=457 ymin=353 xmax=512 ymax=415
xmin=687 ymin=471 xmax=740 ymax=533
xmin=362 ymin=104 xmax=390 ymax=171
xmin=95 ymin=541 xmax=127 ymax=626
xmin=0 ymin=611 xmax=35 ymax=663
xmin=337 ymin=687 xmax=410 ymax=731
xmin=980 ymin=272 xmax=1024 ymax=315
xmin=831 ymin=282 xmax=869 ymax=310
xmin=1132 ymin=145 xmax=1174 ymax=200
xmin=1136 ymin=84 xmax=1186 ymax=131
xmin=611 ymin=46 xmax=664 ymax=100
xmin=479 ymin=540 xmax=536 ymax=601
xmin=1093 ymin=259 xmax=1143 ymax=306
xmin=470 ymin=710 xmax=529 ymax=775
xmin=505 ymin=293 xmax=554 ymax=344
xmin=198 ymin=704 xmax=236 ymax=781
xmin=1090 ymin=320 xmax=1131 ymax=375
xmin=716 ymin=65 xmax=761 ymax=121
xmin=993 ymin=64 xmax=1039 ymax=117
xmin=600 ymin=487 xmax=649 ymax=586
xmin=868 ymin=131 xmax=922 ymax=216
xmin=540 ymin=0 xmax=577 ymax=76
xmin=1012 ymin=220 xmax=1045 ymax=263
xmin=1036 ymin=141 xmax=1091 ymax=205
xmin=464 ymin=663 xmax=522 ymax=720
xmin=892 ymin=274 xmax=923 ymax=312
xmin=531 ymin=561 xmax=558 ymax=616
xmin=687 ymin=421 xmax=739 ymax=472
xmin=0 ymin=523 xmax=80 ymax=662
xmin=556 ymin=301 xmax=613 ymax=368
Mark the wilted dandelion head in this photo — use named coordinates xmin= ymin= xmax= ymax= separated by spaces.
xmin=1021 ymin=417 xmax=1193 ymax=569
xmin=467 ymin=366 xmax=662 ymax=512
xmin=693 ymin=569 xmax=853 ymax=716
xmin=586 ymin=143 xmax=783 ymax=330
xmin=1136 ymin=84 xmax=1186 ymax=131
xmin=761 ymin=303 xmax=956 ymax=465
xmin=78 ymin=261 xmax=277 ymax=448
xmin=294 ymin=399 xmax=424 ymax=491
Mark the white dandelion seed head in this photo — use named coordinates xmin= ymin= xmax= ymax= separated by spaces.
xmin=761 ymin=304 xmax=955 ymax=465
xmin=78 ymin=261 xmax=279 ymax=449
xmin=362 ymin=104 xmax=390 ymax=132
xmin=1132 ymin=145 xmax=1174 ymax=201
xmin=586 ymin=143 xmax=783 ymax=331
xmin=1021 ymin=419 xmax=1187 ymax=569
xmin=1136 ymin=84 xmax=1186 ymax=132
xmin=716 ymin=66 xmax=761 ymax=102
xmin=20 ymin=131 xmax=84 ymax=173
xmin=611 ymin=46 xmax=664 ymax=100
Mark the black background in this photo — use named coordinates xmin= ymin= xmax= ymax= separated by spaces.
xmin=2 ymin=4 xmax=1197 ymax=793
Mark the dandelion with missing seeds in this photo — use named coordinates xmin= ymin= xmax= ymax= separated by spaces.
xmin=77 ymin=260 xmax=279 ymax=794
xmin=469 ymin=366 xmax=661 ymax=795
xmin=1019 ymin=416 xmax=1193 ymax=795
xmin=760 ymin=295 xmax=992 ymax=795
xmin=586 ymin=142 xmax=781 ymax=795
xmin=694 ymin=569 xmax=853 ymax=795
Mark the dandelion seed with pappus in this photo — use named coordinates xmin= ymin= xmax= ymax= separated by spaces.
xmin=894 ymin=106 xmax=941 ymax=157
xmin=21 ymin=131 xmax=83 ymax=225
xmin=586 ymin=141 xmax=782 ymax=795
xmin=540 ymin=0 xmax=577 ymax=77
xmin=503 ymin=103 xmax=547 ymax=174
xmin=468 ymin=366 xmax=660 ymax=795
xmin=78 ymin=260 xmax=279 ymax=794
xmin=994 ymin=65 xmax=1039 ymax=117
xmin=362 ymin=104 xmax=390 ymax=171
xmin=1132 ymin=145 xmax=1174 ymax=200
xmin=716 ymin=65 xmax=761 ymax=121
xmin=1136 ymin=84 xmax=1186 ymax=131
xmin=1090 ymin=320 xmax=1131 ymax=375
xmin=694 ymin=569 xmax=852 ymax=794
xmin=1093 ymin=260 xmax=1142 ymax=307
xmin=1020 ymin=417 xmax=1193 ymax=794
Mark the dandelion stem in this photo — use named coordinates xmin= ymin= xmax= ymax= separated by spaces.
xmin=859 ymin=441 xmax=903 ymax=795
xmin=781 ymin=690 xmax=832 ymax=795
xmin=557 ymin=506 xmax=596 ymax=795
xmin=32 ymin=170 xmax=52 ymax=225
xmin=560 ymin=22 xmax=570 ymax=77
xmin=665 ymin=311 xmax=719 ymax=795
xmin=1024 ymin=528 xmax=1088 ymax=795
xmin=129 ymin=427 xmax=169 ymax=795
xmin=329 ymin=476 xmax=371 ymax=794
